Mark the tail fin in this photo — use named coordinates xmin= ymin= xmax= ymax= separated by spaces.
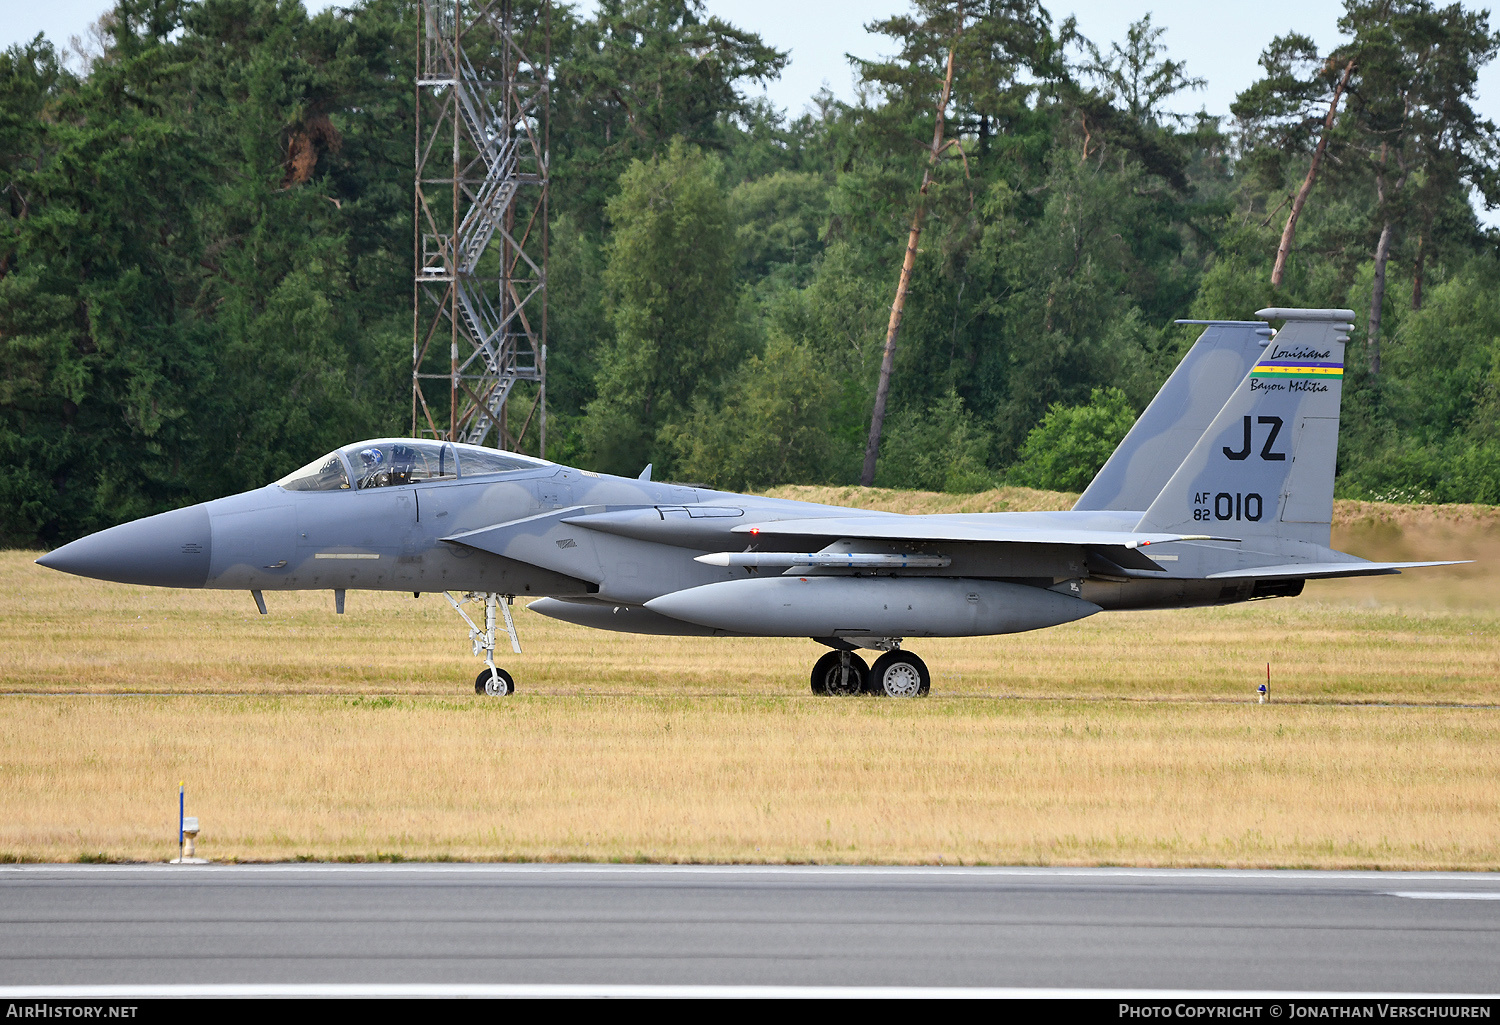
xmin=1075 ymin=320 xmax=1272 ymax=511
xmin=1135 ymin=308 xmax=1353 ymax=547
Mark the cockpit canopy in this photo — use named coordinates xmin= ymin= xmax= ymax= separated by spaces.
xmin=274 ymin=439 xmax=552 ymax=492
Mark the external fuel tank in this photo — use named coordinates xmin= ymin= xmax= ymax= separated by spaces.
xmin=643 ymin=576 xmax=1101 ymax=638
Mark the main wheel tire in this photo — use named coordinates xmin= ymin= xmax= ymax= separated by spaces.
xmin=474 ymin=667 xmax=515 ymax=696
xmin=868 ymin=650 xmax=930 ymax=698
xmin=810 ymin=650 xmax=869 ymax=696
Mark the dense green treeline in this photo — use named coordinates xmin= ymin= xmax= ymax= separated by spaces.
xmin=3 ymin=0 xmax=1499 ymax=544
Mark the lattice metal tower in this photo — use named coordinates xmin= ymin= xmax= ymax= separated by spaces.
xmin=413 ymin=0 xmax=548 ymax=452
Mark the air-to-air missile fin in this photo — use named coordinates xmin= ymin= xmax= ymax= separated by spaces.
xmin=1075 ymin=320 xmax=1273 ymax=513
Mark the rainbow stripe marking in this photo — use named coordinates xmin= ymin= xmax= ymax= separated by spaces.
xmin=1252 ymin=360 xmax=1344 ymax=379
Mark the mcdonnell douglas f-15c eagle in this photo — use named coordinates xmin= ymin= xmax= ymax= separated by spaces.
xmin=37 ymin=307 xmax=1462 ymax=697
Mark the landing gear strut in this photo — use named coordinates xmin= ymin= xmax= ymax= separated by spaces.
xmin=444 ymin=592 xmax=521 ymax=696
xmin=810 ymin=650 xmax=868 ymax=696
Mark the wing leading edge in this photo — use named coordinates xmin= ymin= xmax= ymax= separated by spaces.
xmin=731 ymin=516 xmax=1233 ymax=549
xmin=1204 ymin=560 xmax=1467 ymax=580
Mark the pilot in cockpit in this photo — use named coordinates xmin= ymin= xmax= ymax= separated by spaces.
xmin=356 ymin=447 xmax=387 ymax=489
xmin=357 ymin=444 xmax=420 ymax=488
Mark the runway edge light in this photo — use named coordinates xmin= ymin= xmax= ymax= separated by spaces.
xmin=172 ymin=783 xmax=208 ymax=864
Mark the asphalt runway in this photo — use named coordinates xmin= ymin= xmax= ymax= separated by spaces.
xmin=1 ymin=865 xmax=1497 ymax=996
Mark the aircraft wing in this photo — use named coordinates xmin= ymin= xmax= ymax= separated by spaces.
xmin=1205 ymin=560 xmax=1469 ymax=580
xmin=733 ymin=516 xmax=1228 ymax=549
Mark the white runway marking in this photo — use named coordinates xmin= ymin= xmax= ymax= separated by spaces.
xmin=3 ymin=863 xmax=1499 ymax=884
xmin=0 ymin=984 xmax=1493 ymax=999
xmin=1387 ymin=891 xmax=1500 ymax=900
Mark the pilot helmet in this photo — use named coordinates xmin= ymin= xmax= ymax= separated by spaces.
xmin=358 ymin=447 xmax=384 ymax=468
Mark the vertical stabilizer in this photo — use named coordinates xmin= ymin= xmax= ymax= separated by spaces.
xmin=1075 ymin=321 xmax=1272 ymax=511
xmin=1135 ymin=308 xmax=1353 ymax=547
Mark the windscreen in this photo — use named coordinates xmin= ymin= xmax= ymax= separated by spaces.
xmin=274 ymin=453 xmax=351 ymax=492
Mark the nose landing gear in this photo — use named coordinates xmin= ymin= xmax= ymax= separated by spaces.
xmin=444 ymin=592 xmax=521 ymax=696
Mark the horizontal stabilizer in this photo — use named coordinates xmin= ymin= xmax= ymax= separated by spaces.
xmin=1207 ymin=560 xmax=1468 ymax=581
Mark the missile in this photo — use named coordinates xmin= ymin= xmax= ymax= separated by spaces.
xmin=644 ymin=576 xmax=1101 ymax=638
xmin=694 ymin=552 xmax=951 ymax=569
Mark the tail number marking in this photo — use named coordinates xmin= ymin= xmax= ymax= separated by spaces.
xmin=1193 ymin=492 xmax=1263 ymax=522
xmin=1222 ymin=416 xmax=1286 ymax=461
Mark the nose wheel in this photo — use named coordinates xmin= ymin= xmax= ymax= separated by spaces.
xmin=475 ymin=667 xmax=515 ymax=696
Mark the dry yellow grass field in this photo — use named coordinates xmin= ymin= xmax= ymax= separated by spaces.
xmin=3 ymin=695 xmax=1496 ymax=868
xmin=1 ymin=487 xmax=1496 ymax=866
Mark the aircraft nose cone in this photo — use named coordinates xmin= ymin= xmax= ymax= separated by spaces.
xmin=36 ymin=504 xmax=212 ymax=588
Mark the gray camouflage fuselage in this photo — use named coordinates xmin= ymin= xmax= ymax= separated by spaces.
xmin=39 ymin=460 xmax=1333 ymax=632
xmin=38 ymin=307 xmax=1460 ymax=649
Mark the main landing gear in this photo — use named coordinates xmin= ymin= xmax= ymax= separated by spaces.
xmin=810 ymin=645 xmax=930 ymax=698
xmin=811 ymin=649 xmax=866 ymax=696
xmin=443 ymin=592 xmax=521 ymax=697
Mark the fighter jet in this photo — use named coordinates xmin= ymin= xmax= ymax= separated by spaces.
xmin=36 ymin=307 xmax=1460 ymax=697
